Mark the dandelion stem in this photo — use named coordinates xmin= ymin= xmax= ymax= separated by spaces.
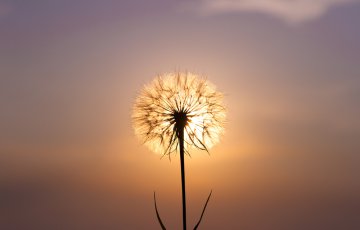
xmin=179 ymin=126 xmax=187 ymax=230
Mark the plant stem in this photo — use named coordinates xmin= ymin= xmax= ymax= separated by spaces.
xmin=179 ymin=126 xmax=187 ymax=230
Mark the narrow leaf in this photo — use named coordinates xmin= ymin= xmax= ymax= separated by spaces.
xmin=193 ymin=190 xmax=212 ymax=230
xmin=154 ymin=192 xmax=167 ymax=230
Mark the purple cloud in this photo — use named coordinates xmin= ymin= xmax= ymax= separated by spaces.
xmin=183 ymin=0 xmax=359 ymax=24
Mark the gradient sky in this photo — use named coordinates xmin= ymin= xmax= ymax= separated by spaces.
xmin=1 ymin=1 xmax=360 ymax=229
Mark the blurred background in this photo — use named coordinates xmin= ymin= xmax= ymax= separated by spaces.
xmin=1 ymin=0 xmax=360 ymax=229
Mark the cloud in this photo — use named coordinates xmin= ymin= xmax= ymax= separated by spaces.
xmin=184 ymin=0 xmax=358 ymax=24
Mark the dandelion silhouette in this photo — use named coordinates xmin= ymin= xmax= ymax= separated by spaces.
xmin=132 ymin=72 xmax=225 ymax=230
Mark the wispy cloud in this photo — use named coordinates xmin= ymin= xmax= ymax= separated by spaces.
xmin=183 ymin=0 xmax=358 ymax=24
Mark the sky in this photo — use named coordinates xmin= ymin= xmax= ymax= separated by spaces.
xmin=1 ymin=0 xmax=360 ymax=229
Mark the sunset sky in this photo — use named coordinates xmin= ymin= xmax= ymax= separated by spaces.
xmin=1 ymin=1 xmax=360 ymax=229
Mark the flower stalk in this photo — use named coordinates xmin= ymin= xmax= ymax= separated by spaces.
xmin=178 ymin=115 xmax=187 ymax=230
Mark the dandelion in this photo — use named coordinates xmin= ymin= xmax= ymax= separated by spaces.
xmin=132 ymin=72 xmax=226 ymax=230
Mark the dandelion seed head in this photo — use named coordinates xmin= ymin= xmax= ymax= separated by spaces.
xmin=132 ymin=72 xmax=226 ymax=156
